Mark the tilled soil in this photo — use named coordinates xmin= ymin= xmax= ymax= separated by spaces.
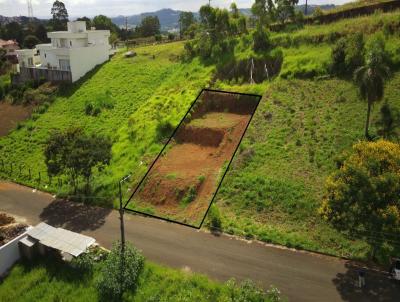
xmin=0 ymin=102 xmax=33 ymax=137
xmin=134 ymin=111 xmax=252 ymax=225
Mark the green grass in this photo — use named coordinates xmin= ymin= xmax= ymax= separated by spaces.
xmin=213 ymin=74 xmax=400 ymax=259
xmin=273 ymin=9 xmax=400 ymax=47
xmin=0 ymin=258 xmax=276 ymax=302
xmin=0 ymin=42 xmax=213 ymax=205
xmin=1 ymin=12 xmax=400 ymax=261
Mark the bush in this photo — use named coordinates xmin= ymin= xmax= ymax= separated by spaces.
xmin=225 ymin=279 xmax=282 ymax=302
xmin=168 ymin=33 xmax=175 ymax=41
xmin=154 ymin=34 xmax=162 ymax=42
xmin=207 ymin=204 xmax=222 ymax=230
xmin=156 ymin=119 xmax=174 ymax=140
xmin=331 ymin=33 xmax=364 ymax=75
xmin=96 ymin=241 xmax=144 ymax=301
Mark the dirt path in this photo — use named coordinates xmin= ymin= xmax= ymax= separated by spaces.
xmin=0 ymin=102 xmax=32 ymax=136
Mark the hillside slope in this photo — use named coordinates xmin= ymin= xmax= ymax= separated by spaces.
xmin=1 ymin=10 xmax=399 ymax=260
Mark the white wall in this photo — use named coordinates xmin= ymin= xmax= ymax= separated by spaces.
xmin=0 ymin=229 xmax=30 ymax=277
xmin=69 ymin=45 xmax=109 ymax=82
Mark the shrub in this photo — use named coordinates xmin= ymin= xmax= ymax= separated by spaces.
xmin=331 ymin=33 xmax=364 ymax=75
xmin=181 ymin=186 xmax=197 ymax=205
xmin=207 ymin=204 xmax=222 ymax=230
xmin=96 ymin=241 xmax=144 ymax=301
xmin=71 ymin=251 xmax=94 ymax=274
xmin=156 ymin=120 xmax=174 ymax=140
xmin=320 ymin=140 xmax=400 ymax=260
xmin=154 ymin=34 xmax=162 ymax=42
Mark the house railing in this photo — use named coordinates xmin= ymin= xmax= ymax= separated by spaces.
xmin=12 ymin=66 xmax=72 ymax=85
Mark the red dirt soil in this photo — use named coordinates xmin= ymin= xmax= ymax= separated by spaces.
xmin=0 ymin=102 xmax=33 ymax=137
xmin=133 ymin=98 xmax=255 ymax=225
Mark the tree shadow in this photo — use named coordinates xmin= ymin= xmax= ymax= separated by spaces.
xmin=333 ymin=261 xmax=400 ymax=302
xmin=39 ymin=199 xmax=111 ymax=232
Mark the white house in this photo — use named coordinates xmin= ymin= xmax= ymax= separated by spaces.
xmin=15 ymin=21 xmax=112 ymax=83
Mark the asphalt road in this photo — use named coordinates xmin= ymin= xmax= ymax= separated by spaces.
xmin=1 ymin=181 xmax=399 ymax=302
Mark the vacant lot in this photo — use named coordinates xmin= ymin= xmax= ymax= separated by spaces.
xmin=130 ymin=91 xmax=259 ymax=226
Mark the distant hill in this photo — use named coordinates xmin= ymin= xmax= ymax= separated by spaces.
xmin=0 ymin=15 xmax=46 ymax=25
xmin=112 ymin=8 xmax=183 ymax=31
xmin=111 ymin=5 xmax=336 ymax=31
xmin=1 ymin=4 xmax=337 ymax=31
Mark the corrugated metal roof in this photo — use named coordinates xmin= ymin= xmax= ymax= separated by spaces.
xmin=27 ymin=222 xmax=95 ymax=257
xmin=19 ymin=236 xmax=36 ymax=247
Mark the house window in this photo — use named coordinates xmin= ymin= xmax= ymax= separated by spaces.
xmin=70 ymin=41 xmax=72 ymax=47
xmin=28 ymin=58 xmax=33 ymax=66
xmin=60 ymin=39 xmax=67 ymax=48
xmin=59 ymin=59 xmax=71 ymax=71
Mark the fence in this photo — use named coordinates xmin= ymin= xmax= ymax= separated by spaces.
xmin=0 ymin=158 xmax=121 ymax=204
xmin=12 ymin=67 xmax=72 ymax=86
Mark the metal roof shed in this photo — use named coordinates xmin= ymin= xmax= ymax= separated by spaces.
xmin=26 ymin=222 xmax=95 ymax=257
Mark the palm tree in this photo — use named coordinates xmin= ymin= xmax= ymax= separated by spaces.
xmin=354 ymin=45 xmax=390 ymax=139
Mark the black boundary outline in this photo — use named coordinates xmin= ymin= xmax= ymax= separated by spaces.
xmin=124 ymin=88 xmax=262 ymax=229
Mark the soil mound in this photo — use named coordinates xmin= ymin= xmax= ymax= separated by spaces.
xmin=175 ymin=126 xmax=225 ymax=147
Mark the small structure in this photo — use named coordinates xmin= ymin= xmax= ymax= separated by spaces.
xmin=0 ymin=39 xmax=20 ymax=64
xmin=19 ymin=222 xmax=96 ymax=261
xmin=14 ymin=21 xmax=112 ymax=84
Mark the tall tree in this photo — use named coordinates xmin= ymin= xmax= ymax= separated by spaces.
xmin=320 ymin=140 xmax=400 ymax=259
xmin=251 ymin=0 xmax=275 ymax=25
xmin=92 ymin=15 xmax=118 ymax=32
xmin=35 ymin=24 xmax=48 ymax=43
xmin=230 ymin=2 xmax=240 ymax=19
xmin=179 ymin=12 xmax=196 ymax=38
xmin=23 ymin=35 xmax=40 ymax=49
xmin=4 ymin=22 xmax=24 ymax=44
xmin=44 ymin=127 xmax=112 ymax=194
xmin=275 ymin=0 xmax=299 ymax=25
xmin=354 ymin=34 xmax=390 ymax=139
xmin=136 ymin=16 xmax=160 ymax=37
xmin=51 ymin=0 xmax=69 ymax=30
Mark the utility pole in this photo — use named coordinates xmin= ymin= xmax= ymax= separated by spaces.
xmin=118 ymin=174 xmax=130 ymax=301
xmin=125 ymin=16 xmax=128 ymax=49
xmin=305 ymin=0 xmax=308 ymax=16
xmin=208 ymin=0 xmax=211 ymax=6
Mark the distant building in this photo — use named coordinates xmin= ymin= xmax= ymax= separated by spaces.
xmin=0 ymin=39 xmax=19 ymax=64
xmin=14 ymin=21 xmax=113 ymax=84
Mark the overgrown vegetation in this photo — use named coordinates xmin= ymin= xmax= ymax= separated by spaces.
xmin=1 ymin=3 xmax=400 ymax=262
xmin=320 ymin=140 xmax=400 ymax=263
xmin=0 ymin=245 xmax=282 ymax=302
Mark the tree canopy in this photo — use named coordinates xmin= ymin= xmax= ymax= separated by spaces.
xmin=44 ymin=127 xmax=112 ymax=193
xmin=320 ymin=140 xmax=400 ymax=259
xmin=136 ymin=16 xmax=160 ymax=37
xmin=96 ymin=241 xmax=144 ymax=301
xmin=51 ymin=0 xmax=69 ymax=30
xmin=354 ymin=33 xmax=390 ymax=138
xmin=179 ymin=11 xmax=196 ymax=37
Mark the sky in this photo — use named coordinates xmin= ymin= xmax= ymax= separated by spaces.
xmin=0 ymin=0 xmax=352 ymax=18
